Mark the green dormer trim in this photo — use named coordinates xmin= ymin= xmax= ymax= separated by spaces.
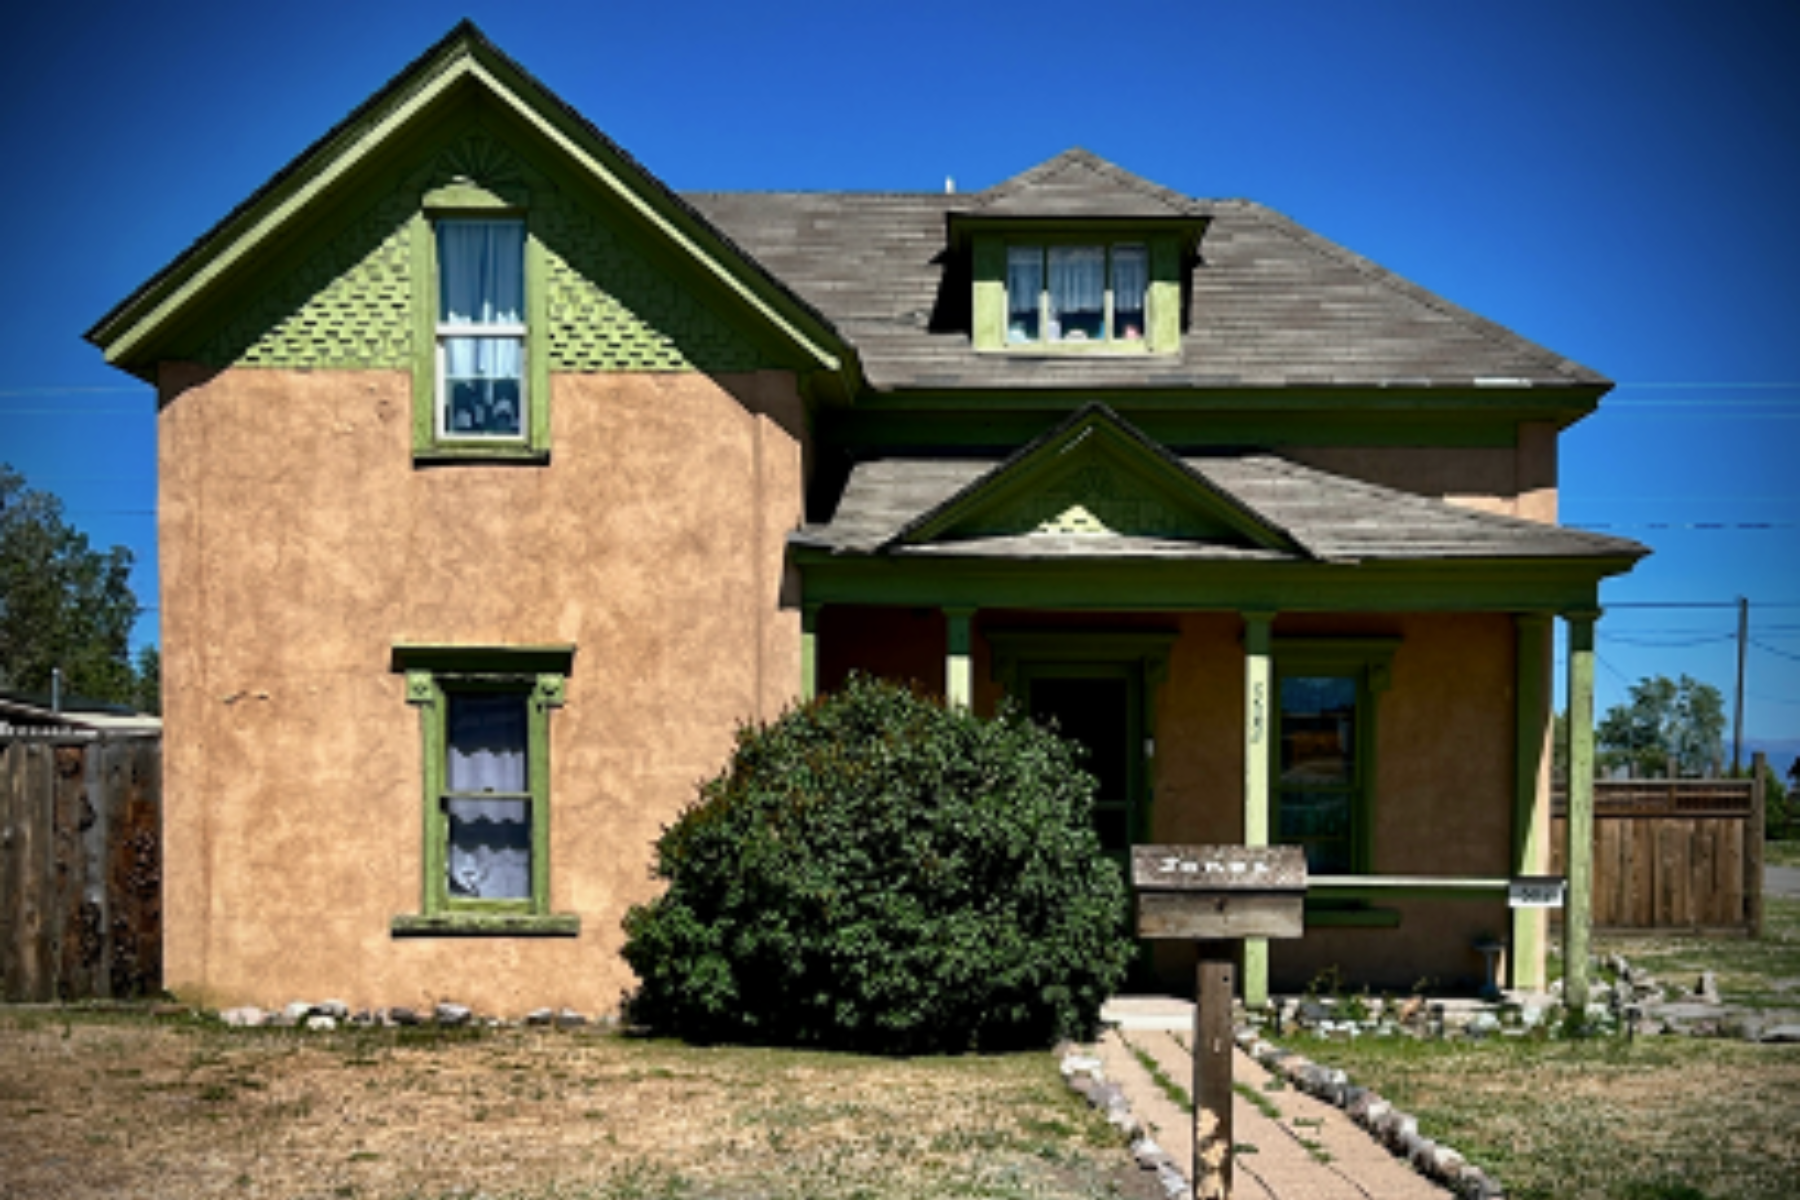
xmin=888 ymin=404 xmax=1301 ymax=553
xmin=968 ymin=230 xmax=1187 ymax=355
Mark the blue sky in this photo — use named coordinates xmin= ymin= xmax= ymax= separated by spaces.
xmin=3 ymin=0 xmax=1797 ymax=758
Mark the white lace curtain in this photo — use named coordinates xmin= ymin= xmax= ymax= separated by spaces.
xmin=439 ymin=220 xmax=525 ymax=326
xmin=438 ymin=221 xmax=525 ymax=430
xmin=1048 ymin=246 xmax=1106 ymax=316
xmin=1007 ymin=247 xmax=1042 ymax=318
xmin=445 ymin=693 xmax=530 ymax=900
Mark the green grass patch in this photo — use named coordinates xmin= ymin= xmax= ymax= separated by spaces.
xmin=1592 ymin=896 xmax=1800 ymax=1009
xmin=1306 ymin=1034 xmax=1800 ymax=1199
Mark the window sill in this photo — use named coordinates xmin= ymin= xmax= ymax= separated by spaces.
xmin=391 ymin=912 xmax=580 ymax=938
xmin=414 ymin=443 xmax=550 ymax=466
xmin=1304 ymin=904 xmax=1402 ymax=929
xmin=980 ymin=344 xmax=1165 ymax=358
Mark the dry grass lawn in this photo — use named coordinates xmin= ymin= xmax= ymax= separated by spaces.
xmin=0 ymin=1010 xmax=1156 ymax=1200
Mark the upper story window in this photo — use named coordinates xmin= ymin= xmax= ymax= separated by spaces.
xmin=436 ymin=218 xmax=527 ymax=440
xmin=1005 ymin=244 xmax=1148 ymax=345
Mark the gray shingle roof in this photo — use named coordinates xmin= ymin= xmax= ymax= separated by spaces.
xmin=685 ymin=151 xmax=1606 ymax=393
xmin=956 ymin=148 xmax=1209 ymax=219
xmin=802 ymin=450 xmax=1645 ymax=565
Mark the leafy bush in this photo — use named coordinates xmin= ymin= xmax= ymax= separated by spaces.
xmin=621 ymin=675 xmax=1132 ymax=1054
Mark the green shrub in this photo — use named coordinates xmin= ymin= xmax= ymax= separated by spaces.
xmin=621 ymin=675 xmax=1132 ymax=1054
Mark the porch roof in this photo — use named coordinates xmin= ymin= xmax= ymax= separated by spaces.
xmin=799 ymin=449 xmax=1647 ymax=567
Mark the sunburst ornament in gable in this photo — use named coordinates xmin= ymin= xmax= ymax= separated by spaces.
xmin=423 ymin=130 xmax=537 ymax=199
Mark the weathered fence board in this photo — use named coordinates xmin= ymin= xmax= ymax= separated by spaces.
xmin=1552 ymin=770 xmax=1762 ymax=933
xmin=1 ymin=737 xmax=161 ymax=1001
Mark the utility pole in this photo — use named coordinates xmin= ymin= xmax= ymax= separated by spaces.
xmin=1733 ymin=596 xmax=1748 ymax=773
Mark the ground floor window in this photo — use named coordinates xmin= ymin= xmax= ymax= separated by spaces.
xmin=1272 ymin=639 xmax=1397 ymax=874
xmin=390 ymin=645 xmax=578 ymax=936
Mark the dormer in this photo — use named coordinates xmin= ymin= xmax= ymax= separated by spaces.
xmin=949 ymin=149 xmax=1211 ymax=356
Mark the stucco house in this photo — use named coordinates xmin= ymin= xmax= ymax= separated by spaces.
xmin=87 ymin=23 xmax=1643 ymax=1016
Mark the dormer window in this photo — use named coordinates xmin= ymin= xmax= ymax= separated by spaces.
xmin=1006 ymin=244 xmax=1148 ymax=345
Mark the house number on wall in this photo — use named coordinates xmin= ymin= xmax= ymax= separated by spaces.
xmin=1250 ymin=680 xmax=1267 ymax=745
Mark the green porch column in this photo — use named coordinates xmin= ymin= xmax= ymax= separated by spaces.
xmin=1511 ymin=614 xmax=1552 ymax=989
xmin=800 ymin=604 xmax=821 ymax=703
xmin=1242 ymin=610 xmax=1276 ymax=1007
xmin=945 ymin=607 xmax=976 ymax=709
xmin=1563 ymin=609 xmax=1600 ymax=1012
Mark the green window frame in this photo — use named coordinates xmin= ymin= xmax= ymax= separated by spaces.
xmin=1005 ymin=243 xmax=1148 ymax=346
xmin=972 ymin=232 xmax=1181 ymax=354
xmin=1271 ymin=638 xmax=1398 ymax=876
xmin=390 ymin=645 xmax=578 ymax=936
xmin=411 ymin=183 xmax=551 ymax=463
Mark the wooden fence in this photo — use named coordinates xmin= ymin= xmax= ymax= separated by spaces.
xmin=1 ymin=736 xmax=162 ymax=1001
xmin=1550 ymin=764 xmax=1765 ymax=934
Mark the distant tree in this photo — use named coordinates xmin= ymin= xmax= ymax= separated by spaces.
xmin=1596 ymin=674 xmax=1727 ymax=778
xmin=132 ymin=645 xmax=161 ymax=715
xmin=0 ymin=465 xmax=144 ymax=706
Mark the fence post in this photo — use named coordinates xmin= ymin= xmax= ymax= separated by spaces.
xmin=1748 ymin=752 xmax=1766 ymax=939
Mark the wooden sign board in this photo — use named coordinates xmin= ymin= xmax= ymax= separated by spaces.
xmin=1133 ymin=845 xmax=1307 ymax=942
xmin=1130 ymin=845 xmax=1308 ymax=1200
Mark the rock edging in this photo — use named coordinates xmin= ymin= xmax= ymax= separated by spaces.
xmin=214 ymin=1000 xmax=614 ymax=1031
xmin=1057 ymin=1048 xmax=1189 ymax=1199
xmin=1234 ymin=1026 xmax=1507 ymax=1199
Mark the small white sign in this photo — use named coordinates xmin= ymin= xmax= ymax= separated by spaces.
xmin=1508 ymin=877 xmax=1566 ymax=909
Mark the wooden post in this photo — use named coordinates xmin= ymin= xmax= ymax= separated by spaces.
xmin=800 ymin=603 xmax=820 ymax=703
xmin=1194 ymin=941 xmax=1236 ymax=1199
xmin=1240 ymin=611 xmax=1275 ymax=1007
xmin=944 ymin=607 xmax=975 ymax=710
xmin=1748 ymin=751 xmax=1767 ymax=938
xmin=1563 ymin=609 xmax=1598 ymax=1012
xmin=1511 ymin=614 xmax=1552 ymax=989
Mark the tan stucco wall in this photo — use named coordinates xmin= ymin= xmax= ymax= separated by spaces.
xmin=1286 ymin=430 xmax=1558 ymax=523
xmin=158 ymin=364 xmax=806 ymax=1014
xmin=820 ymin=606 xmax=1523 ymax=994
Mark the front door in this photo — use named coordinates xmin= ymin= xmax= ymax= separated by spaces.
xmin=1025 ymin=674 xmax=1142 ymax=867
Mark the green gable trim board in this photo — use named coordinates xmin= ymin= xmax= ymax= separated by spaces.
xmin=892 ymin=405 xmax=1298 ymax=553
xmin=87 ymin=24 xmax=846 ymax=382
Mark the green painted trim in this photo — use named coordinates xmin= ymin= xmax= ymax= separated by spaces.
xmin=944 ymin=607 xmax=975 ymax=708
xmin=986 ymin=630 xmax=1177 ymax=697
xmin=91 ymin=34 xmax=848 ymax=380
xmin=800 ymin=604 xmax=821 ymax=703
xmin=391 ymin=642 xmax=572 ymax=925
xmin=1304 ymin=906 xmax=1403 ymax=929
xmin=1562 ymin=609 xmax=1599 ymax=1010
xmin=1148 ymin=235 xmax=1180 ymax=352
xmin=1271 ymin=637 xmax=1399 ymax=876
xmin=893 ymin=407 xmax=1296 ymax=553
xmin=972 ymin=240 xmax=1006 ymax=352
xmin=392 ymin=644 xmax=575 ymax=673
xmin=411 ymin=206 xmax=550 ymax=462
xmin=1512 ymin=613 xmax=1552 ymax=988
xmin=1003 ymin=652 xmax=1155 ymax=899
xmin=1242 ymin=610 xmax=1274 ymax=1009
xmin=971 ymin=235 xmax=1179 ymax=357
xmin=1309 ymin=876 xmax=1510 ymax=899
xmin=790 ymin=554 xmax=1640 ymax=614
xmin=391 ymin=912 xmax=580 ymax=937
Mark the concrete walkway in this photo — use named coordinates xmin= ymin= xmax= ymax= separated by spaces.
xmin=1083 ymin=998 xmax=1453 ymax=1199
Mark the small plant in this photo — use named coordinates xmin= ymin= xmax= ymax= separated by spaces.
xmin=1129 ymin=1040 xmax=1193 ymax=1111
xmin=1233 ymin=1080 xmax=1280 ymax=1119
